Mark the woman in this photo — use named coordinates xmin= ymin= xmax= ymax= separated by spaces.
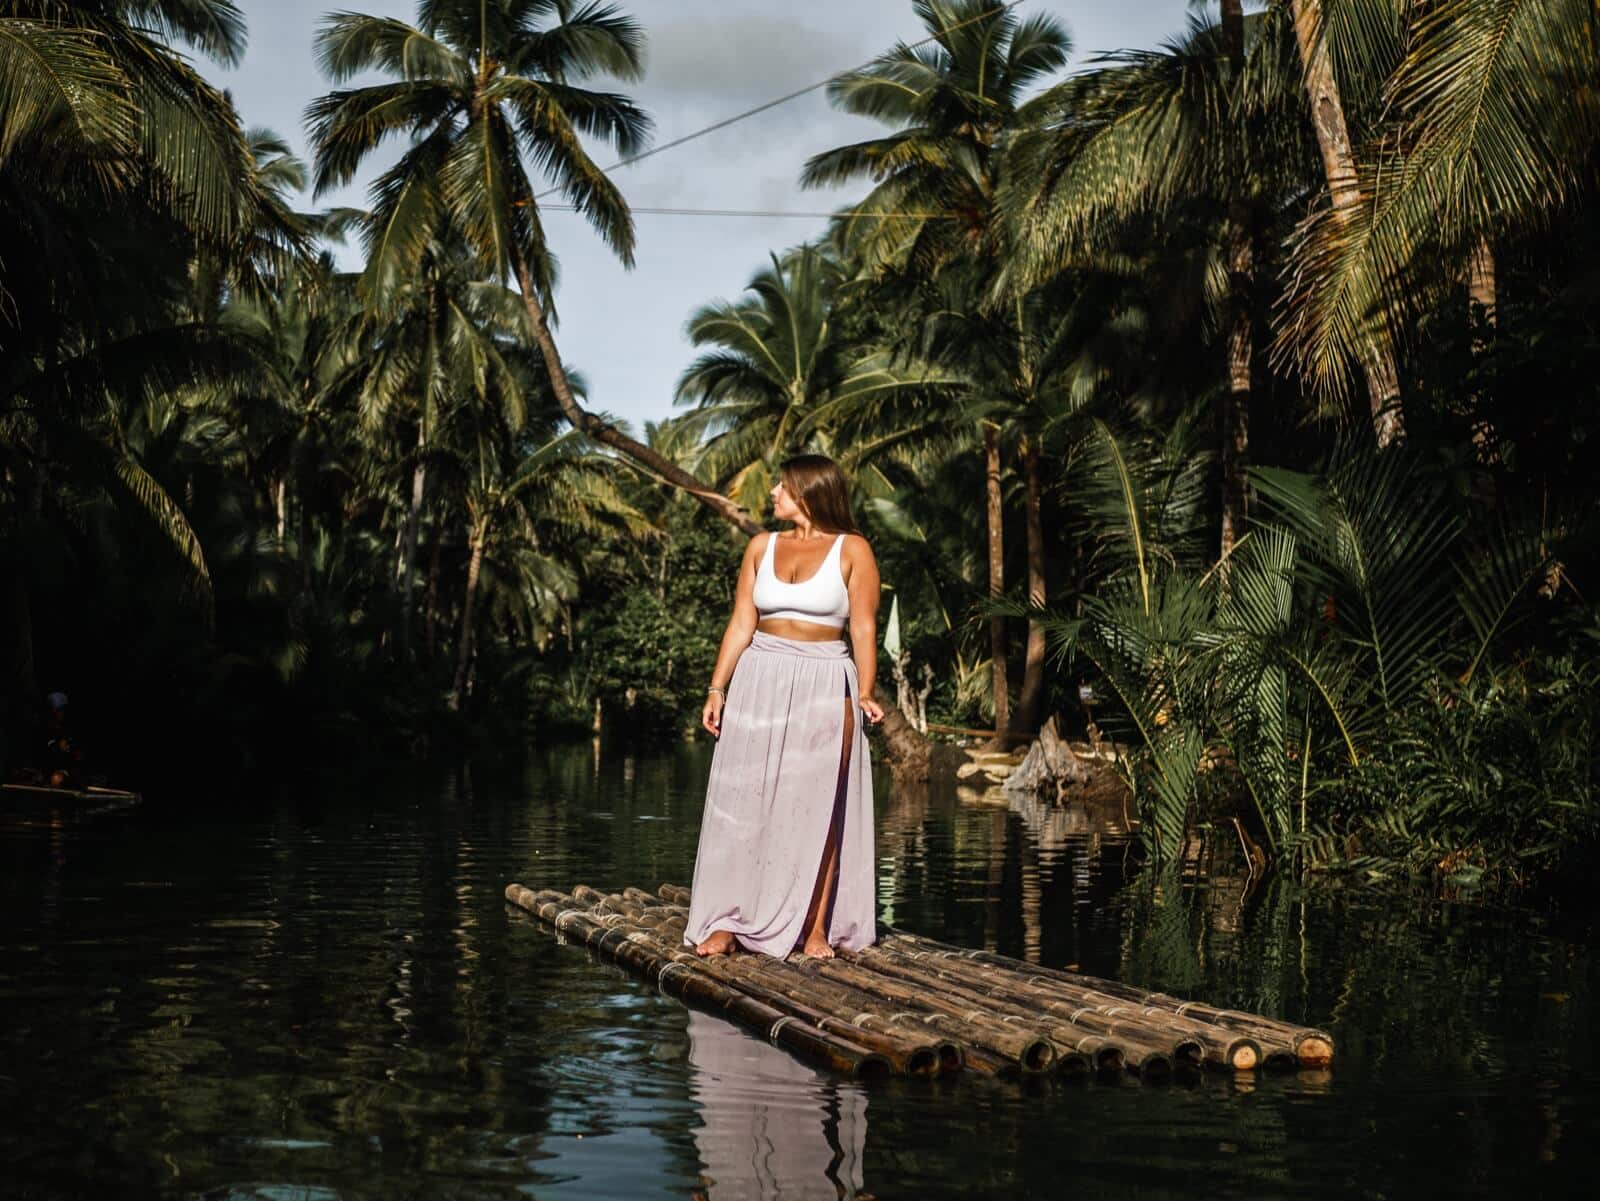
xmin=685 ymin=455 xmax=884 ymax=960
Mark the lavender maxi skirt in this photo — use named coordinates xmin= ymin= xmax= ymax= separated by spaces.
xmin=684 ymin=632 xmax=877 ymax=957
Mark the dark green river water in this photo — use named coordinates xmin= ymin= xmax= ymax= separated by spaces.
xmin=2 ymin=744 xmax=1595 ymax=1199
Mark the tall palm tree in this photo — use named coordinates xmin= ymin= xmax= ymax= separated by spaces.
xmin=802 ymin=0 xmax=1072 ymax=736
xmin=306 ymin=0 xmax=760 ymax=535
xmin=915 ymin=273 xmax=1101 ymax=733
xmin=1002 ymin=5 xmax=1310 ymax=569
xmin=349 ymin=234 xmax=532 ymax=655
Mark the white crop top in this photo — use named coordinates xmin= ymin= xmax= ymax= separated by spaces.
xmin=752 ymin=532 xmax=851 ymax=626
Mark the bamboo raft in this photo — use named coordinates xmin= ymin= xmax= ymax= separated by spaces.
xmin=504 ymin=881 xmax=1333 ymax=1083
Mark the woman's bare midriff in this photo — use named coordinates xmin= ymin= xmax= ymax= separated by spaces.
xmin=757 ymin=618 xmax=845 ymax=642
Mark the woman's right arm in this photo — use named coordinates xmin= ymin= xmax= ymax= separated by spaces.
xmin=702 ymin=533 xmax=766 ymax=737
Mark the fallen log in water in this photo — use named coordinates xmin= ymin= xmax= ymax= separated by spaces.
xmin=505 ymin=880 xmax=1335 ymax=1084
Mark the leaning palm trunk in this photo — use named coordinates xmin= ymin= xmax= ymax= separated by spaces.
xmin=984 ymin=424 xmax=1011 ymax=739
xmin=1289 ymin=0 xmax=1404 ymax=447
xmin=449 ymin=522 xmax=487 ymax=710
xmin=1015 ymin=441 xmax=1047 ymax=733
xmin=509 ymin=252 xmax=760 ymax=536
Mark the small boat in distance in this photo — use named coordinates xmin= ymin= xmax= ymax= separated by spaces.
xmin=1 ymin=782 xmax=142 ymax=805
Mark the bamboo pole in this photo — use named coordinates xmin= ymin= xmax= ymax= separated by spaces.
xmin=506 ymin=886 xmax=893 ymax=1081
xmin=632 ymin=885 xmax=1326 ymax=1072
xmin=865 ymin=943 xmax=1254 ymax=1070
xmin=796 ymin=956 xmax=1059 ymax=1073
xmin=837 ymin=948 xmax=1150 ymax=1073
xmin=630 ymin=908 xmax=1056 ymax=1081
xmin=621 ymin=925 xmax=956 ymax=1077
xmin=884 ymin=927 xmax=1328 ymax=1066
xmin=537 ymin=893 xmax=965 ymax=1077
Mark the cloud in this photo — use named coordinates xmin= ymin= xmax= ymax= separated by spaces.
xmin=640 ymin=7 xmax=874 ymax=107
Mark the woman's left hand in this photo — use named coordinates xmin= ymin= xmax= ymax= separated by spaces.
xmin=859 ymin=696 xmax=885 ymax=726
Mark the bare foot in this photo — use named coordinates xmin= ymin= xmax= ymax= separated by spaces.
xmin=802 ymin=933 xmax=835 ymax=959
xmin=695 ymin=930 xmax=735 ymax=957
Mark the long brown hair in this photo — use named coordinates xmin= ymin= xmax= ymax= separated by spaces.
xmin=779 ymin=455 xmax=859 ymax=535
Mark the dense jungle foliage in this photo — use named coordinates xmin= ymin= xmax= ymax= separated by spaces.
xmin=1 ymin=1 xmax=1596 ymax=890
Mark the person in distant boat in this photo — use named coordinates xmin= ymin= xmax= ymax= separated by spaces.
xmin=42 ymin=691 xmax=84 ymax=789
xmin=685 ymin=455 xmax=884 ymax=961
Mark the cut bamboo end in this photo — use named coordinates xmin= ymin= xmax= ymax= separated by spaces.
xmin=1021 ymin=1040 xmax=1055 ymax=1073
xmin=1264 ymin=1050 xmax=1300 ymax=1071
xmin=852 ymin=1054 xmax=893 ymax=1082
xmin=1229 ymin=1041 xmax=1260 ymax=1071
xmin=1056 ymin=1051 xmax=1091 ymax=1077
xmin=1094 ymin=1046 xmax=1125 ymax=1072
xmin=1296 ymin=1036 xmax=1335 ymax=1067
xmin=1133 ymin=1051 xmax=1173 ymax=1080
xmin=936 ymin=1042 xmax=965 ymax=1075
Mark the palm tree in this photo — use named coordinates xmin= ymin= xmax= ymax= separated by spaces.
xmin=441 ymin=419 xmax=650 ymax=709
xmin=347 ymin=234 xmax=533 ymax=655
xmin=1281 ymin=0 xmax=1404 ymax=445
xmin=917 ymin=274 xmax=1102 ymax=733
xmin=801 ymin=0 xmax=1071 ymax=274
xmin=1275 ymin=0 xmax=1600 ymax=445
xmin=674 ymin=245 xmax=945 ymax=517
xmin=306 ymin=0 xmax=760 ymax=534
xmin=802 ymin=0 xmax=1072 ymax=736
xmin=2 ymin=1 xmax=263 ymax=242
xmin=1001 ymin=5 xmax=1311 ymax=571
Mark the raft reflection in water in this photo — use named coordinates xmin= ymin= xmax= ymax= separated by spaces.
xmin=687 ymin=1008 xmax=869 ymax=1200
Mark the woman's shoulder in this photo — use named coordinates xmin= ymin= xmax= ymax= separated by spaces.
xmin=838 ymin=531 xmax=874 ymax=557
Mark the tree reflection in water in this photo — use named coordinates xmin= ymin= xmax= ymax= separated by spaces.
xmin=686 ymin=1008 xmax=868 ymax=1200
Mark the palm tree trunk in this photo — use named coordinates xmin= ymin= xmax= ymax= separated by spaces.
xmin=424 ymin=517 xmax=443 ymax=659
xmin=1015 ymin=440 xmax=1047 ymax=734
xmin=509 ymin=250 xmax=761 ymax=535
xmin=1467 ymin=235 xmax=1499 ymax=462
xmin=274 ymin=477 xmax=287 ymax=544
xmin=397 ymin=421 xmax=427 ymax=655
xmin=1289 ymin=0 xmax=1404 ymax=447
xmin=1467 ymin=235 xmax=1496 ymax=322
xmin=449 ymin=522 xmax=487 ymax=710
xmin=984 ymin=424 xmax=1010 ymax=738
xmin=1221 ymin=228 xmax=1253 ymax=575
xmin=1220 ymin=2 xmax=1251 ymax=574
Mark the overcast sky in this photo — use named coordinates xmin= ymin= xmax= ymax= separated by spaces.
xmin=210 ymin=1 xmax=1198 ymax=432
